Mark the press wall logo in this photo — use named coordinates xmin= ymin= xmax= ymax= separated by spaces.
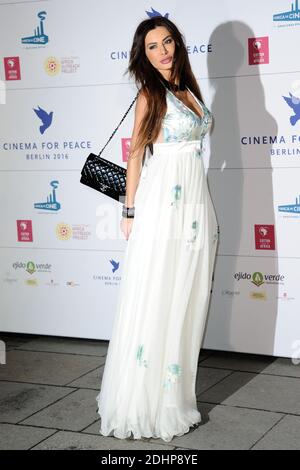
xmin=33 ymin=105 xmax=53 ymax=134
xmin=110 ymin=259 xmax=119 ymax=273
xmin=93 ymin=259 xmax=121 ymax=286
xmin=2 ymin=270 xmax=18 ymax=285
xmin=248 ymin=37 xmax=269 ymax=65
xmin=44 ymin=56 xmax=80 ymax=76
xmin=34 ymin=180 xmax=61 ymax=212
xmin=17 ymin=220 xmax=33 ymax=242
xmin=21 ymin=11 xmax=48 ymax=45
xmin=251 ymin=272 xmax=264 ymax=287
xmin=242 ymin=83 xmax=300 ymax=157
xmin=56 ymin=223 xmax=92 ymax=241
xmin=4 ymin=57 xmax=21 ymax=80
xmin=278 ymin=194 xmax=300 ymax=216
xmin=45 ymin=279 xmax=60 ymax=287
xmin=282 ymin=90 xmax=300 ymax=126
xmin=234 ymin=271 xmax=285 ymax=286
xmin=221 ymin=289 xmax=240 ymax=297
xmin=12 ymin=260 xmax=52 ymax=274
xmin=56 ymin=223 xmax=72 ymax=240
xmin=25 ymin=261 xmax=36 ymax=275
xmin=66 ymin=281 xmax=80 ymax=287
xmin=44 ymin=57 xmax=60 ymax=76
xmin=273 ymin=0 xmax=300 ymax=25
xmin=254 ymin=225 xmax=275 ymax=250
xmin=277 ymin=291 xmax=295 ymax=301
xmin=146 ymin=6 xmax=169 ymax=18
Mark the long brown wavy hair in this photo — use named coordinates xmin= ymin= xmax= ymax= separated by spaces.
xmin=124 ymin=16 xmax=205 ymax=160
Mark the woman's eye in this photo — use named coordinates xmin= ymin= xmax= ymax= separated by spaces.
xmin=149 ymin=38 xmax=173 ymax=50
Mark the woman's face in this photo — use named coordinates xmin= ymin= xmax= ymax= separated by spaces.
xmin=144 ymin=26 xmax=176 ymax=79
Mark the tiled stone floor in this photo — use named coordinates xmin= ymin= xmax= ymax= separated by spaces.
xmin=0 ymin=332 xmax=299 ymax=450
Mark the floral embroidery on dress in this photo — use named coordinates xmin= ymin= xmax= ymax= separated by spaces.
xmin=162 ymin=86 xmax=212 ymax=143
xmin=163 ymin=363 xmax=182 ymax=390
xmin=195 ymin=147 xmax=202 ymax=158
xmin=136 ymin=345 xmax=148 ymax=368
xmin=171 ymin=184 xmax=182 ymax=208
xmin=195 ymin=140 xmax=204 ymax=158
xmin=186 ymin=220 xmax=199 ymax=246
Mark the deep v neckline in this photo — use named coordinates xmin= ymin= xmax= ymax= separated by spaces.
xmin=166 ymin=86 xmax=204 ymax=121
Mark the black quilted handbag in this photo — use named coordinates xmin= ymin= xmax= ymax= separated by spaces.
xmin=80 ymin=92 xmax=139 ymax=204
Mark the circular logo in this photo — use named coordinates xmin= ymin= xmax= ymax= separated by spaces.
xmin=56 ymin=223 xmax=72 ymax=240
xmin=44 ymin=56 xmax=61 ymax=76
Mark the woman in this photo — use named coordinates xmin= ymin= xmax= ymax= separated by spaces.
xmin=96 ymin=16 xmax=219 ymax=442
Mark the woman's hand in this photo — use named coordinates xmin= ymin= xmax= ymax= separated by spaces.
xmin=120 ymin=217 xmax=134 ymax=241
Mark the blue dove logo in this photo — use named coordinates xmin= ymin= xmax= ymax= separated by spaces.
xmin=282 ymin=92 xmax=300 ymax=126
xmin=33 ymin=106 xmax=53 ymax=134
xmin=110 ymin=259 xmax=119 ymax=273
xmin=146 ymin=7 xmax=169 ymax=18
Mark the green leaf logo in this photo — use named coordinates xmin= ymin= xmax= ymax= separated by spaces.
xmin=251 ymin=272 xmax=264 ymax=287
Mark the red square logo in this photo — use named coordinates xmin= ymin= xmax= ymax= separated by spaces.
xmin=4 ymin=57 xmax=21 ymax=80
xmin=248 ymin=37 xmax=269 ymax=65
xmin=254 ymin=224 xmax=275 ymax=250
xmin=17 ymin=220 xmax=33 ymax=242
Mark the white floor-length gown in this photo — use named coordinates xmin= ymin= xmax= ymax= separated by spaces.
xmin=96 ymin=84 xmax=219 ymax=442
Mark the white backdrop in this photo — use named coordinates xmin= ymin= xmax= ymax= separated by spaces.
xmin=1 ymin=0 xmax=300 ymax=358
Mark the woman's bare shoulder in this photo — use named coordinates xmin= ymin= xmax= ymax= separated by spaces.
xmin=133 ymin=88 xmax=148 ymax=124
xmin=135 ymin=87 xmax=148 ymax=109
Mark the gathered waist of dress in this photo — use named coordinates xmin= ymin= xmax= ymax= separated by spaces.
xmin=140 ymin=139 xmax=204 ymax=180
xmin=152 ymin=139 xmax=202 ymax=155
